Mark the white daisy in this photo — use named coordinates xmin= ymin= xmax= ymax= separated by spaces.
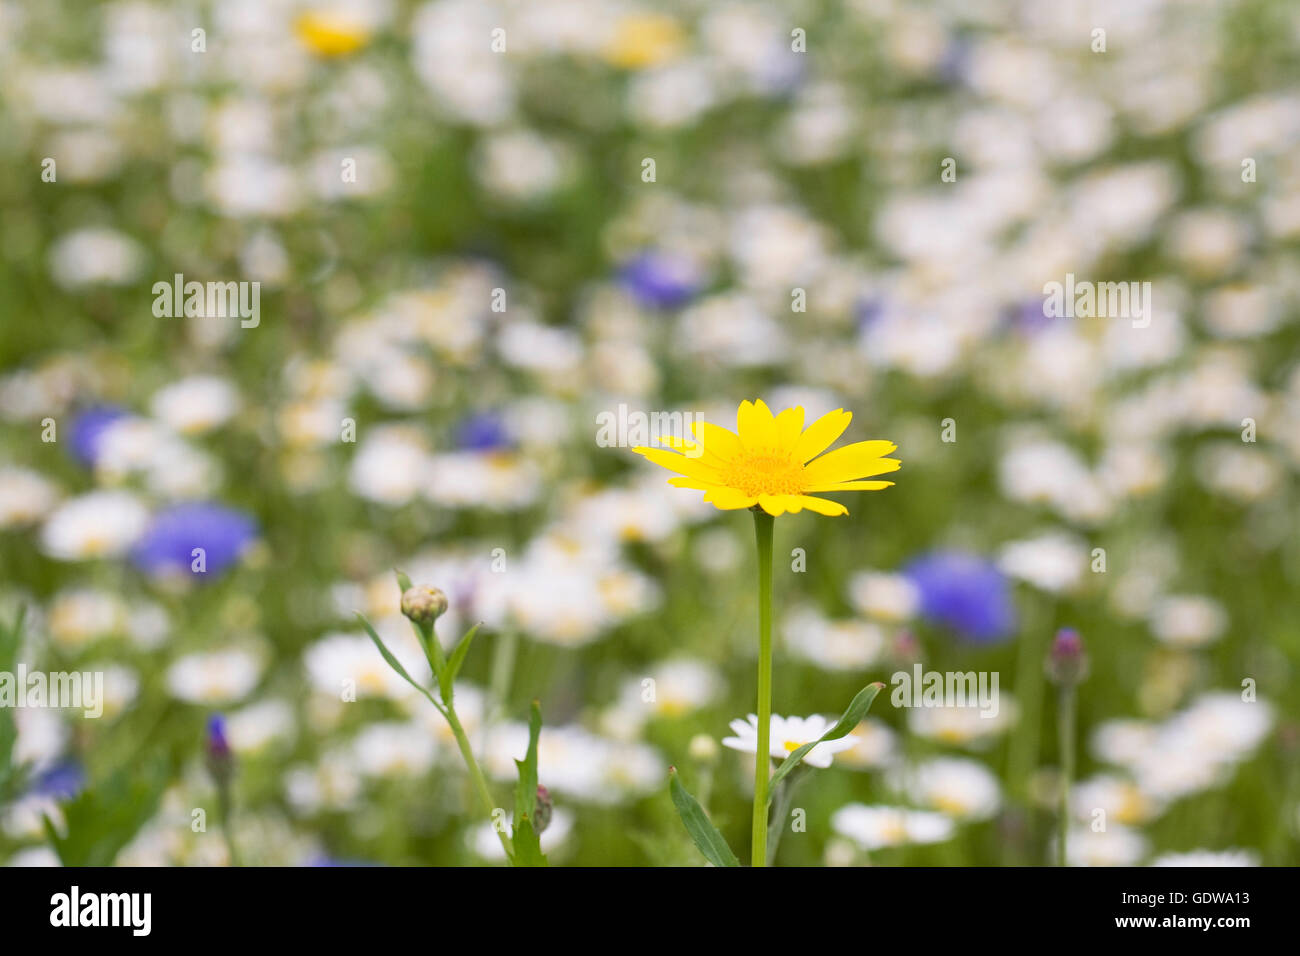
xmin=0 ymin=467 xmax=60 ymax=528
xmin=892 ymin=757 xmax=1002 ymax=821
xmin=831 ymin=804 xmax=955 ymax=850
xmin=39 ymin=491 xmax=149 ymax=561
xmin=351 ymin=721 xmax=439 ymax=778
xmin=1066 ymin=824 xmax=1149 ymax=867
xmin=846 ymin=571 xmax=919 ymax=622
xmin=149 ymin=375 xmax=240 ymax=435
xmin=165 ymin=648 xmax=263 ymax=704
xmin=722 ymin=713 xmax=857 ymax=769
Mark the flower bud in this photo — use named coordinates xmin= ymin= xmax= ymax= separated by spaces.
xmin=891 ymin=628 xmax=922 ymax=664
xmin=1045 ymin=628 xmax=1088 ymax=685
xmin=533 ymin=785 xmax=553 ymax=834
xmin=204 ymin=714 xmax=234 ymax=785
xmin=688 ymin=733 xmax=719 ymax=764
xmin=401 ymin=586 xmax=448 ymax=626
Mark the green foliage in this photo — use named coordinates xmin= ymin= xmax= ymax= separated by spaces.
xmin=670 ymin=768 xmax=740 ymax=868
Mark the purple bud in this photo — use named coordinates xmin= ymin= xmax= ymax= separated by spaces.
xmin=1046 ymin=628 xmax=1088 ymax=685
xmin=533 ymin=785 xmax=552 ymax=835
xmin=891 ymin=629 xmax=922 ymax=663
xmin=205 ymin=714 xmax=234 ymax=783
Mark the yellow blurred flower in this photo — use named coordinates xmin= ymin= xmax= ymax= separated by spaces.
xmin=295 ymin=11 xmax=372 ymax=58
xmin=635 ymin=399 xmax=900 ymax=517
xmin=603 ymin=14 xmax=684 ymax=70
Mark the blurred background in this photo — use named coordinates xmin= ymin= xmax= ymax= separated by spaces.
xmin=0 ymin=0 xmax=1298 ymax=866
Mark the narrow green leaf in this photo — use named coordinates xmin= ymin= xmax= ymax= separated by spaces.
xmin=511 ymin=814 xmax=548 ymax=867
xmin=43 ymin=759 xmax=172 ymax=865
xmin=509 ymin=701 xmax=547 ymax=866
xmin=0 ymin=608 xmax=27 ymax=801
xmin=670 ymin=768 xmax=740 ymax=867
xmin=513 ymin=700 xmax=542 ymax=828
xmin=765 ymin=682 xmax=884 ymax=804
xmin=394 ymin=569 xmax=413 ymax=593
xmin=440 ymin=623 xmax=481 ymax=703
xmin=355 ymin=612 xmax=444 ymax=714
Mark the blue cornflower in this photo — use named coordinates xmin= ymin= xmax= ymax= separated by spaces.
xmin=130 ymin=503 xmax=257 ymax=578
xmin=454 ymin=411 xmax=513 ymax=452
xmin=68 ymin=406 xmax=128 ymax=465
xmin=903 ymin=550 xmax=1017 ymax=644
xmin=30 ymin=760 xmax=85 ymax=799
xmin=206 ymin=714 xmax=231 ymax=759
xmin=618 ymin=252 xmax=702 ymax=309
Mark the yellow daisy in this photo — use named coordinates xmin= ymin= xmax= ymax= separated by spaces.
xmin=634 ymin=399 xmax=900 ymax=517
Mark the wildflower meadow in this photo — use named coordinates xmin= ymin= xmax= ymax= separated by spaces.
xmin=0 ymin=0 xmax=1297 ymax=893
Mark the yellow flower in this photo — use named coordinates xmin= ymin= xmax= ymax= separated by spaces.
xmin=603 ymin=14 xmax=684 ymax=70
xmin=634 ymin=399 xmax=900 ymax=517
xmin=294 ymin=11 xmax=372 ymax=58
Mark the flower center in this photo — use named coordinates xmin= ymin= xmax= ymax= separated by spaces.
xmin=783 ymin=739 xmax=803 ymax=752
xmin=721 ymin=450 xmax=806 ymax=497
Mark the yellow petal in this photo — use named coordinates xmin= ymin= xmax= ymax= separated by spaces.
xmin=802 ymin=442 xmax=900 ymax=485
xmin=691 ymin=420 xmax=743 ymax=460
xmin=790 ymin=495 xmax=850 ymax=516
xmin=736 ymin=399 xmax=776 ymax=448
xmin=804 ymin=480 xmax=895 ymax=492
xmin=658 ymin=434 xmax=717 ymax=463
xmin=633 ymin=446 xmax=725 ymax=482
xmin=667 ymin=477 xmax=716 ymax=491
xmin=703 ymin=487 xmax=758 ymax=510
xmin=793 ymin=408 xmax=852 ymax=462
xmin=774 ymin=406 xmax=805 ymax=450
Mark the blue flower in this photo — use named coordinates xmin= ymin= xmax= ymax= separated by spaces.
xmin=68 ymin=406 xmax=128 ymax=465
xmin=618 ymin=252 xmax=702 ymax=309
xmin=30 ymin=760 xmax=85 ymax=799
xmin=130 ymin=503 xmax=257 ymax=578
xmin=206 ymin=714 xmax=231 ymax=759
xmin=903 ymin=550 xmax=1017 ymax=644
xmin=1006 ymin=297 xmax=1063 ymax=335
xmin=455 ymin=411 xmax=512 ymax=452
xmin=855 ymin=296 xmax=886 ymax=331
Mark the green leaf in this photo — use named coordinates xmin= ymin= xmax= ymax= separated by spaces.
xmin=669 ymin=767 xmax=740 ymax=867
xmin=510 ymin=701 xmax=547 ymax=866
xmin=355 ymin=612 xmax=444 ymax=714
xmin=511 ymin=814 xmax=548 ymax=867
xmin=439 ymin=623 xmax=481 ymax=703
xmin=0 ymin=607 xmax=27 ymax=801
xmin=765 ymin=682 xmax=884 ymax=804
xmin=513 ymin=700 xmax=542 ymax=828
xmin=44 ymin=759 xmax=172 ymax=866
xmin=394 ymin=569 xmax=413 ymax=593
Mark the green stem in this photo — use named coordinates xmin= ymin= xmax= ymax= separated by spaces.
xmin=217 ymin=785 xmax=240 ymax=867
xmin=1057 ymin=684 xmax=1076 ymax=868
xmin=444 ymin=703 xmax=514 ymax=861
xmin=483 ymin=629 xmax=519 ymax=750
xmin=1007 ymin=603 xmax=1049 ymax=802
xmin=751 ymin=509 xmax=775 ymax=868
xmin=766 ymin=766 xmax=805 ymax=865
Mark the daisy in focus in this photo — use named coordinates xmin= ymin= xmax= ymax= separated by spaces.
xmin=634 ymin=399 xmax=900 ymax=516
xmin=722 ymin=713 xmax=858 ymax=769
